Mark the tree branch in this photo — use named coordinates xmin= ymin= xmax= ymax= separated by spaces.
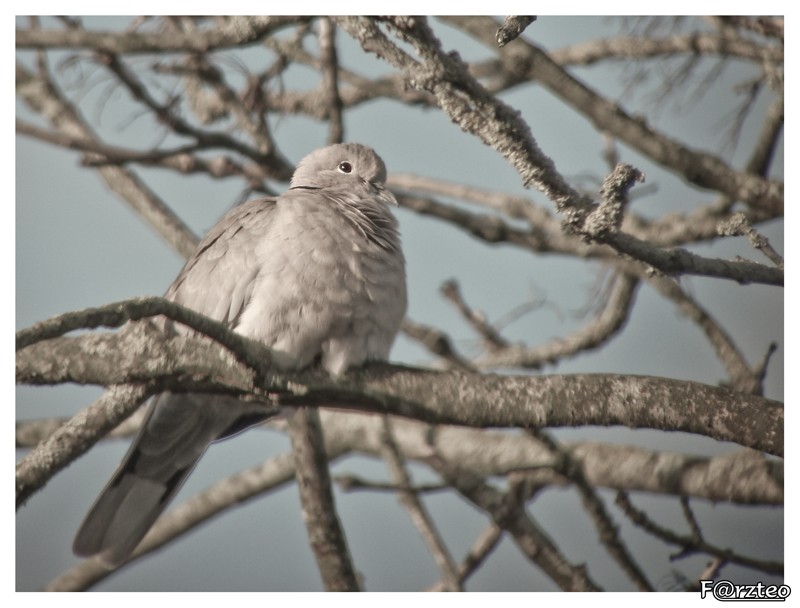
xmin=495 ymin=16 xmax=536 ymax=47
xmin=15 ymin=316 xmax=785 ymax=457
xmin=16 ymin=16 xmax=310 ymax=54
xmin=379 ymin=417 xmax=461 ymax=590
xmin=443 ymin=16 xmax=783 ymax=215
xmin=16 ymin=384 xmax=151 ymax=508
xmin=19 ymin=410 xmax=784 ymax=506
xmin=319 ymin=18 xmax=344 ymax=145
xmin=528 ymin=429 xmax=653 ymax=590
xmin=426 ymin=453 xmax=601 ymax=591
xmin=46 ymin=437 xmax=352 ymax=591
xmin=473 ymin=272 xmax=639 ymax=369
xmin=16 ymin=61 xmax=200 ymax=259
xmin=288 ymin=408 xmax=360 ymax=591
xmin=615 ymin=492 xmax=783 ymax=576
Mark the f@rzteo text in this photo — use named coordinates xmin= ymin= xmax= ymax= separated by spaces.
xmin=701 ymin=580 xmax=790 ymax=601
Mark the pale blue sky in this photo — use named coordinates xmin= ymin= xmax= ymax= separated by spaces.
xmin=15 ymin=16 xmax=784 ymax=591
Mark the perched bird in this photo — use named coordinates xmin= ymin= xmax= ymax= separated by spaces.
xmin=73 ymin=143 xmax=407 ymax=567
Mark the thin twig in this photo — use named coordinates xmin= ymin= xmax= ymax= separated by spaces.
xmin=440 ymin=279 xmax=509 ymax=352
xmin=615 ymin=492 xmax=783 ymax=575
xmin=400 ymin=318 xmax=477 ymax=372
xmin=528 ymin=429 xmax=653 ymax=591
xmin=443 ymin=16 xmax=783 ymax=216
xmin=717 ymin=213 xmax=784 ymax=269
xmin=334 ymin=474 xmax=447 ymax=495
xmin=380 ymin=417 xmax=461 ymax=591
xmin=474 ymin=271 xmax=639 ymax=370
xmin=16 ymin=61 xmax=200 ymax=259
xmin=428 ymin=524 xmax=504 ymax=591
xmin=319 ymin=18 xmax=344 ymax=145
xmin=16 ymin=16 xmax=311 ymax=54
xmin=425 ymin=452 xmax=602 ymax=591
xmin=645 ymin=274 xmax=764 ymax=394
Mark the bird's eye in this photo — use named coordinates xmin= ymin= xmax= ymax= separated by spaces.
xmin=338 ymin=161 xmax=353 ymax=174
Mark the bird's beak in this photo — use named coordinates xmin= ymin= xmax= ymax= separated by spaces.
xmin=373 ymin=184 xmax=398 ymax=206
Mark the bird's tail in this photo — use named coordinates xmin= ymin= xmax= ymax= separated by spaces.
xmin=73 ymin=392 xmax=272 ymax=568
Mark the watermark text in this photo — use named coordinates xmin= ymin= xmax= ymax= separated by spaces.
xmin=700 ymin=580 xmax=790 ymax=601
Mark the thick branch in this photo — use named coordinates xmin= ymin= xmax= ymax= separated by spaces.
xmin=15 ymin=297 xmax=274 ymax=379
xmin=16 ymin=17 xmax=309 ymax=54
xmin=16 ymin=384 xmax=151 ymax=508
xmin=15 ymin=325 xmax=784 ymax=456
xmin=496 ymin=16 xmax=536 ymax=47
xmin=288 ymin=408 xmax=359 ymax=591
xmin=18 ymin=411 xmax=784 ymax=506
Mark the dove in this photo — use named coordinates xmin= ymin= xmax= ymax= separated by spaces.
xmin=73 ymin=143 xmax=407 ymax=567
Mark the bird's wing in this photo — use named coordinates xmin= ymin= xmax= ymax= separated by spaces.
xmin=165 ymin=197 xmax=278 ymax=327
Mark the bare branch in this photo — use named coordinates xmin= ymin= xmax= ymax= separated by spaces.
xmin=338 ymin=16 xmax=594 ymax=222
xmin=181 ymin=55 xmax=277 ymax=155
xmin=717 ymin=213 xmax=784 ymax=269
xmin=716 ymin=16 xmax=783 ymax=41
xmin=592 ymin=230 xmax=783 ymax=286
xmin=549 ymin=32 xmax=783 ymax=66
xmin=16 ymin=61 xmax=199 ymax=258
xmin=646 ymin=274 xmax=766 ymax=394
xmin=440 ymin=279 xmax=509 ymax=352
xmin=443 ymin=16 xmax=783 ymax=216
xmin=392 ymin=172 xmax=781 ymax=251
xmin=379 ymin=418 xmax=461 ymax=590
xmin=428 ymin=524 xmax=503 ymax=591
xmin=746 ymin=97 xmax=783 ymax=177
xmin=16 ymin=384 xmax=151 ymax=508
xmin=341 ymin=19 xmax=782 ymax=286
xmin=427 ymin=453 xmax=602 ymax=591
xmin=319 ymin=18 xmax=344 ymax=145
xmin=400 ymin=318 xmax=477 ymax=372
xmin=528 ymin=429 xmax=653 ymax=591
xmin=97 ymin=52 xmax=291 ymax=175
xmin=496 ymin=16 xmax=536 ymax=47
xmin=615 ymin=492 xmax=783 ymax=576
xmin=585 ymin=163 xmax=644 ymax=236
xmin=19 ymin=411 xmax=784 ymax=506
xmin=16 ymin=16 xmax=310 ymax=54
xmin=288 ymin=408 xmax=360 ymax=591
xmin=474 ymin=272 xmax=639 ymax=369
xmin=16 ymin=322 xmax=785 ymax=456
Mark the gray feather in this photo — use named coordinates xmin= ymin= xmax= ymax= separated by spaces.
xmin=73 ymin=143 xmax=407 ymax=566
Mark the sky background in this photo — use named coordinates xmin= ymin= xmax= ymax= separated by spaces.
xmin=15 ymin=15 xmax=785 ymax=592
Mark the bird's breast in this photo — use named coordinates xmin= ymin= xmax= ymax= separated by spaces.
xmin=234 ymin=199 xmax=406 ymax=374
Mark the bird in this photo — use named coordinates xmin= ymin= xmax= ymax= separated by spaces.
xmin=72 ymin=142 xmax=407 ymax=567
